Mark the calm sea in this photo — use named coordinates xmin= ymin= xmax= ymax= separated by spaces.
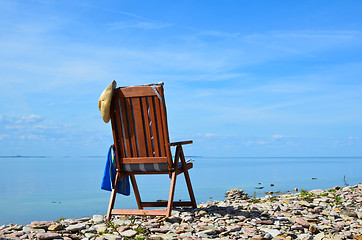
xmin=0 ymin=156 xmax=361 ymax=225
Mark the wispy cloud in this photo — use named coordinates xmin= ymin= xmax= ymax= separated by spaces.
xmin=197 ymin=30 xmax=240 ymax=39
xmin=107 ymin=21 xmax=171 ymax=30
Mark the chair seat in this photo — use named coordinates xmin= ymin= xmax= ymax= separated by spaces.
xmin=122 ymin=163 xmax=169 ymax=172
xmin=122 ymin=160 xmax=193 ymax=173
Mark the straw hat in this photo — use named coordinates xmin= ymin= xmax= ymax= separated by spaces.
xmin=98 ymin=80 xmax=117 ymax=123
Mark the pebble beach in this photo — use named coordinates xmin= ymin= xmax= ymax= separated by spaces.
xmin=1 ymin=184 xmax=361 ymax=240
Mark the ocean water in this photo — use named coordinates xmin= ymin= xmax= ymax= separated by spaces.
xmin=0 ymin=156 xmax=361 ymax=225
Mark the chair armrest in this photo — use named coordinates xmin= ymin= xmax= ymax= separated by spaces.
xmin=169 ymin=140 xmax=193 ymax=146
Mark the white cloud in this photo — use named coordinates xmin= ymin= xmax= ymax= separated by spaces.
xmin=348 ymin=137 xmax=360 ymax=140
xmin=272 ymin=135 xmax=283 ymax=139
xmin=107 ymin=21 xmax=171 ymax=30
xmin=205 ymin=133 xmax=217 ymax=137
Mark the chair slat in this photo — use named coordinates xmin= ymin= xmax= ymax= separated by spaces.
xmin=158 ymin=89 xmax=172 ymax=167
xmin=112 ymin=95 xmax=128 ymax=159
xmin=125 ymin=98 xmax=138 ymax=157
xmin=132 ymin=97 xmax=147 ymax=157
xmin=122 ymin=157 xmax=167 ymax=164
xmin=148 ymin=96 xmax=161 ymax=157
xmin=118 ymin=97 xmax=132 ymax=158
xmin=121 ymin=86 xmax=158 ymax=98
xmin=154 ymin=97 xmax=166 ymax=156
xmin=141 ymin=97 xmax=153 ymax=157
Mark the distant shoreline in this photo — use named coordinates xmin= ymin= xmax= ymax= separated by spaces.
xmin=0 ymin=155 xmax=47 ymax=158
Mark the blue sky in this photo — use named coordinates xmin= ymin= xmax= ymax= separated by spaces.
xmin=0 ymin=0 xmax=362 ymax=157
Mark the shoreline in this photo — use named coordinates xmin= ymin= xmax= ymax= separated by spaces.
xmin=1 ymin=184 xmax=361 ymax=239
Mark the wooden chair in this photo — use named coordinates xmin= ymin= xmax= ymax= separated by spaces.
xmin=106 ymin=83 xmax=197 ymax=220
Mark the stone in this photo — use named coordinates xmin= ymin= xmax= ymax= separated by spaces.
xmin=341 ymin=210 xmax=357 ymax=218
xmin=291 ymin=225 xmax=304 ymax=231
xmin=92 ymin=215 xmax=104 ymax=224
xmin=150 ymin=227 xmax=169 ymax=233
xmin=196 ymin=229 xmax=216 ymax=236
xmin=314 ymin=232 xmax=325 ymax=240
xmin=84 ymin=233 xmax=95 ymax=238
xmin=166 ymin=216 xmax=182 ymax=224
xmin=297 ymin=233 xmax=312 ymax=240
xmin=260 ymin=228 xmax=281 ymax=237
xmin=255 ymin=219 xmax=273 ymax=225
xmin=94 ymin=237 xmax=105 ymax=240
xmin=332 ymin=234 xmax=345 ymax=240
xmin=295 ymin=218 xmax=310 ymax=228
xmin=65 ymin=222 xmax=87 ymax=232
xmin=36 ymin=232 xmax=62 ymax=240
xmin=30 ymin=221 xmax=51 ymax=229
xmin=77 ymin=218 xmax=91 ymax=222
xmin=10 ymin=231 xmax=24 ymax=237
xmin=226 ymin=225 xmax=241 ymax=232
xmin=103 ymin=234 xmax=122 ymax=240
xmin=148 ymin=235 xmax=163 ymax=240
xmin=94 ymin=223 xmax=107 ymax=233
xmin=48 ymin=223 xmax=63 ymax=231
xmin=262 ymin=233 xmax=272 ymax=239
xmin=0 ymin=237 xmax=20 ymax=240
xmin=120 ymin=230 xmax=137 ymax=238
xmin=182 ymin=215 xmax=194 ymax=222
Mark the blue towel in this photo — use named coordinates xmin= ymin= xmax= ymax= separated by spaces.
xmin=101 ymin=146 xmax=130 ymax=195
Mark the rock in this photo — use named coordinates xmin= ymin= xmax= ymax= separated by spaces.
xmin=94 ymin=223 xmax=107 ymax=232
xmin=10 ymin=231 xmax=24 ymax=237
xmin=77 ymin=217 xmax=91 ymax=222
xmin=148 ymin=235 xmax=163 ymax=240
xmin=94 ymin=237 xmax=105 ymax=240
xmin=196 ymin=229 xmax=216 ymax=236
xmin=120 ymin=230 xmax=137 ymax=238
xmin=255 ymin=219 xmax=273 ymax=225
xmin=92 ymin=215 xmax=104 ymax=224
xmin=291 ymin=225 xmax=304 ymax=231
xmin=165 ymin=216 xmax=182 ymax=224
xmin=260 ymin=228 xmax=281 ymax=237
xmin=150 ymin=227 xmax=169 ymax=233
xmin=84 ymin=233 xmax=94 ymax=238
xmin=182 ymin=216 xmax=194 ymax=222
xmin=341 ymin=210 xmax=357 ymax=218
xmin=116 ymin=226 xmax=129 ymax=232
xmin=226 ymin=225 xmax=241 ymax=232
xmin=66 ymin=223 xmax=87 ymax=232
xmin=295 ymin=217 xmax=310 ymax=228
xmin=314 ymin=232 xmax=325 ymax=240
xmin=297 ymin=233 xmax=312 ymax=240
xmin=36 ymin=232 xmax=62 ymax=240
xmin=30 ymin=221 xmax=51 ymax=229
xmin=48 ymin=223 xmax=63 ymax=231
xmin=103 ymin=234 xmax=122 ymax=240
xmin=264 ymin=233 xmax=273 ymax=240
xmin=0 ymin=237 xmax=20 ymax=240
xmin=332 ymin=234 xmax=345 ymax=240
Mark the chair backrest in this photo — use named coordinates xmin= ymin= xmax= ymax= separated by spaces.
xmin=110 ymin=83 xmax=173 ymax=171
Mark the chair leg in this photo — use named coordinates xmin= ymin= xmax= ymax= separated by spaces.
xmin=130 ymin=175 xmax=143 ymax=209
xmin=179 ymin=148 xmax=197 ymax=208
xmin=106 ymin=172 xmax=121 ymax=221
xmin=166 ymin=171 xmax=177 ymax=217
xmin=183 ymin=169 xmax=197 ymax=208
